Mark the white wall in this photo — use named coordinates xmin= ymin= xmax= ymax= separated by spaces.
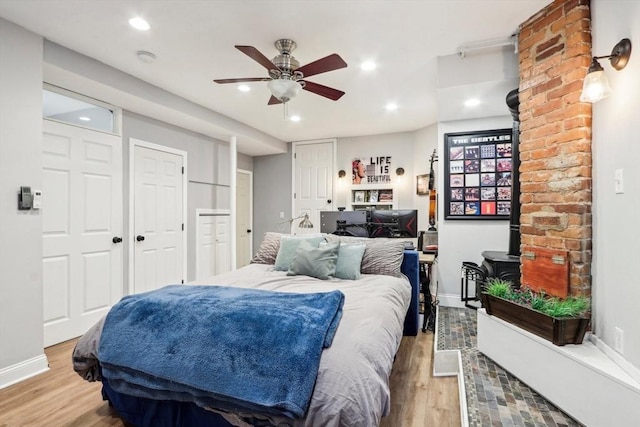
xmin=336 ymin=131 xmax=417 ymax=213
xmin=591 ymin=0 xmax=640 ymax=373
xmin=412 ymin=124 xmax=439 ymax=232
xmin=437 ymin=116 xmax=513 ymax=306
xmin=0 ymin=19 xmax=47 ymax=381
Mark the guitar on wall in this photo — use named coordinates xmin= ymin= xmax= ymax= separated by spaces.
xmin=428 ymin=149 xmax=438 ymax=231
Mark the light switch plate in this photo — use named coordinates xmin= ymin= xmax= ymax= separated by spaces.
xmin=614 ymin=169 xmax=624 ymax=194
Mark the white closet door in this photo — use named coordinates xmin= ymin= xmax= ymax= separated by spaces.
xmin=133 ymin=145 xmax=185 ymax=294
xmin=42 ymin=120 xmax=123 ymax=346
xmin=236 ymin=170 xmax=252 ymax=268
xmin=197 ymin=213 xmax=231 ymax=280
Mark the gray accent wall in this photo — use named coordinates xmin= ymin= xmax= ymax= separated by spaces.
xmin=237 ymin=153 xmax=253 ymax=172
xmin=0 ymin=19 xmax=45 ymax=374
xmin=252 ymin=144 xmax=292 ymax=254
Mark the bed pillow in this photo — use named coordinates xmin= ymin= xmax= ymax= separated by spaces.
xmin=287 ymin=240 xmax=340 ymax=280
xmin=274 ymin=235 xmax=326 ymax=271
xmin=325 ymin=235 xmax=405 ymax=277
xmin=321 ymin=242 xmax=366 ymax=280
xmin=251 ymin=232 xmax=283 ymax=265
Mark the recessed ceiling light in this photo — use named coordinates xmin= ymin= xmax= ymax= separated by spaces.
xmin=464 ymin=98 xmax=481 ymax=107
xmin=136 ymin=50 xmax=156 ymax=63
xmin=290 ymin=115 xmax=301 ymax=122
xmin=385 ymin=103 xmax=398 ymax=111
xmin=361 ymin=61 xmax=377 ymax=71
xmin=129 ymin=17 xmax=150 ymax=31
xmin=238 ymin=85 xmax=250 ymax=92
xmin=78 ymin=116 xmax=91 ymax=122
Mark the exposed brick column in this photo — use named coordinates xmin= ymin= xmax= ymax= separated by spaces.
xmin=518 ymin=0 xmax=592 ymax=297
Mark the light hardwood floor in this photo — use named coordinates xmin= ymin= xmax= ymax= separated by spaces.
xmin=0 ymin=333 xmax=459 ymax=427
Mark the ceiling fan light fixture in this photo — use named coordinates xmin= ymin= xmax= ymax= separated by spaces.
xmin=268 ymin=79 xmax=302 ymax=102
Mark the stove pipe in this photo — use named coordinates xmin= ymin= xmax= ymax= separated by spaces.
xmin=506 ymin=89 xmax=521 ymax=257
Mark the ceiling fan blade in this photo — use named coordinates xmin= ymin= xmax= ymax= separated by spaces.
xmin=213 ymin=78 xmax=271 ymax=84
xmin=302 ymin=80 xmax=345 ymax=101
xmin=296 ymin=54 xmax=347 ymax=78
xmin=235 ymin=45 xmax=278 ymax=71
xmin=268 ymin=95 xmax=283 ymax=105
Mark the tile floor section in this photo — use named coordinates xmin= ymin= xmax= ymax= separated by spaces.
xmin=437 ymin=306 xmax=584 ymax=427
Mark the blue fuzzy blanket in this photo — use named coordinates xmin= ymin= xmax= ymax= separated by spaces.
xmin=97 ymin=285 xmax=344 ymax=419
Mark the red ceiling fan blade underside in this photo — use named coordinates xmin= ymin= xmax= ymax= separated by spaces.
xmin=296 ymin=54 xmax=347 ymax=78
xmin=302 ymin=80 xmax=345 ymax=101
xmin=213 ymin=77 xmax=271 ymax=84
xmin=235 ymin=45 xmax=278 ymax=71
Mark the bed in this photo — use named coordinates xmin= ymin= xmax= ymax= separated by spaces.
xmin=73 ymin=233 xmax=420 ymax=427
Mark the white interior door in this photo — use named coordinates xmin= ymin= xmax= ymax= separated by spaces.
xmin=196 ymin=212 xmax=230 ymax=279
xmin=214 ymin=216 xmax=231 ymax=275
xmin=236 ymin=170 xmax=252 ymax=268
xmin=42 ymin=120 xmax=123 ymax=346
xmin=133 ymin=144 xmax=185 ymax=293
xmin=293 ymin=140 xmax=335 ymax=234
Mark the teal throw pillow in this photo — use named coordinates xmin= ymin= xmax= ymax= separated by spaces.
xmin=287 ymin=240 xmax=340 ymax=280
xmin=334 ymin=243 xmax=366 ymax=280
xmin=274 ymin=235 xmax=325 ymax=271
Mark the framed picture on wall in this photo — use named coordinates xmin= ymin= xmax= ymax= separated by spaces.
xmin=416 ymin=174 xmax=429 ymax=195
xmin=444 ymin=128 xmax=512 ymax=220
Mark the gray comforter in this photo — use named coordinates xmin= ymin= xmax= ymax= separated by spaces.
xmin=73 ymin=264 xmax=411 ymax=427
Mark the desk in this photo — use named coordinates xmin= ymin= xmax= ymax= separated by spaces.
xmin=419 ymin=252 xmax=437 ymax=332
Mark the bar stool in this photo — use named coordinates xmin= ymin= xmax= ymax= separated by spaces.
xmin=461 ymin=262 xmax=486 ymax=309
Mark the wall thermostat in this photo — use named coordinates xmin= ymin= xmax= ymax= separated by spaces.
xmin=32 ymin=189 xmax=42 ymax=209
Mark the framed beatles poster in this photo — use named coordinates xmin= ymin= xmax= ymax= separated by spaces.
xmin=444 ymin=128 xmax=512 ymax=220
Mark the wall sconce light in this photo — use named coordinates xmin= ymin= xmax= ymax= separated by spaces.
xmin=395 ymin=167 xmax=405 ymax=184
xmin=580 ymin=38 xmax=632 ymax=103
xmin=338 ymin=170 xmax=346 ymax=178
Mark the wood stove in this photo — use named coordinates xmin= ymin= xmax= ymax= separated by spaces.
xmin=480 ymin=88 xmax=522 ymax=290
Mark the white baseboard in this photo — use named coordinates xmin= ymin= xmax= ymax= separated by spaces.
xmin=591 ymin=334 xmax=640 ymax=384
xmin=477 ymin=309 xmax=640 ymax=427
xmin=0 ymin=353 xmax=49 ymax=389
xmin=433 ymin=303 xmax=469 ymax=427
xmin=437 ymin=292 xmax=466 ymax=309
xmin=437 ymin=292 xmax=482 ymax=310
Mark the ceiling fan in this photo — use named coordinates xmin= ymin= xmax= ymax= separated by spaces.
xmin=214 ymin=39 xmax=347 ymax=105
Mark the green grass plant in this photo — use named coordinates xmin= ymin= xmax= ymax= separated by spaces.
xmin=484 ymin=278 xmax=590 ymax=318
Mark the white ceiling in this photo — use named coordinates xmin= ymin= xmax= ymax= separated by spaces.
xmin=0 ymin=0 xmax=550 ymax=155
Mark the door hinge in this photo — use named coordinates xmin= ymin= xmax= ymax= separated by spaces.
xmin=294 ymin=193 xmax=296 ymax=199
xmin=182 ymin=166 xmax=184 ymax=174
xmin=182 ymin=223 xmax=184 ymax=231
xmin=181 ymin=279 xmax=184 ymax=284
xmin=294 ymin=153 xmax=296 ymax=159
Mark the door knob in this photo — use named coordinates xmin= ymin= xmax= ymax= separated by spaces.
xmin=136 ymin=235 xmax=145 ymax=242
xmin=327 ymin=199 xmax=332 ymax=204
xmin=112 ymin=236 xmax=123 ymax=244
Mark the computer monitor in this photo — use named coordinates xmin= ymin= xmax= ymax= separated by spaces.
xmin=320 ymin=211 xmax=368 ymax=237
xmin=369 ymin=209 xmax=418 ymax=238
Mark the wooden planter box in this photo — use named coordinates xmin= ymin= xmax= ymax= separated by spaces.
xmin=481 ymin=293 xmax=590 ymax=346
